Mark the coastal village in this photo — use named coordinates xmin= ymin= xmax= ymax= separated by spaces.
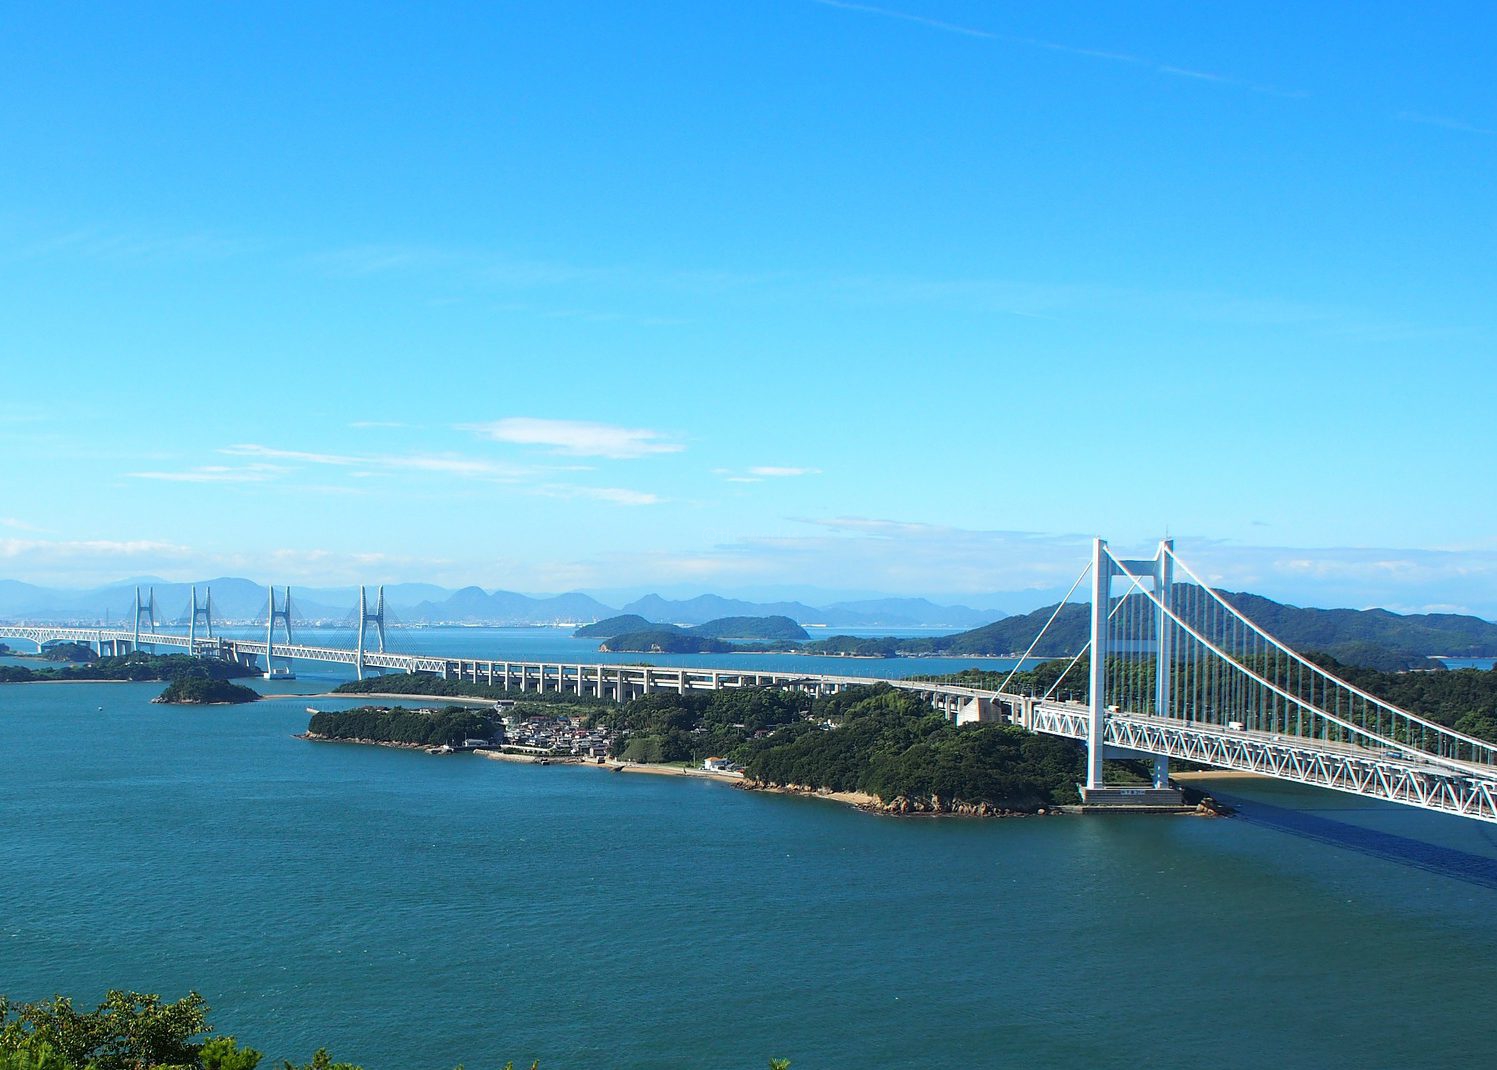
xmin=406 ymin=699 xmax=745 ymax=773
xmin=491 ymin=703 xmax=612 ymax=760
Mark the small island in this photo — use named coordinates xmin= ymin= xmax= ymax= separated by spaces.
xmin=154 ymin=677 xmax=260 ymax=705
xmin=0 ymin=652 xmax=260 ymax=684
xmin=585 ymin=614 xmax=810 ymax=653
xmin=305 ymin=705 xmax=496 ymax=748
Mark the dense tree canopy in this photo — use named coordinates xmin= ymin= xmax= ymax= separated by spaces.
xmin=590 ymin=687 xmax=812 ymax=763
xmin=307 ymin=705 xmax=495 ymax=747
xmin=0 ymin=654 xmax=256 ymax=685
xmin=739 ymin=685 xmax=1087 ymax=808
xmin=155 ymin=678 xmax=259 ymax=705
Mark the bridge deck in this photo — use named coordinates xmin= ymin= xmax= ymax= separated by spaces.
xmin=5 ymin=624 xmax=1496 ymax=822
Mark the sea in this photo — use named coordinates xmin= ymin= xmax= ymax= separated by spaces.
xmin=4 ymin=627 xmax=1497 ymax=1069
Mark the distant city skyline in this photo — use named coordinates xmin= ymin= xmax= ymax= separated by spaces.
xmin=3 ymin=3 xmax=1494 ymax=613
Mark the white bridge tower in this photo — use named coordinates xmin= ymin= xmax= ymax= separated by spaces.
xmin=132 ymin=586 xmax=157 ymax=653
xmin=355 ymin=585 xmax=386 ymax=681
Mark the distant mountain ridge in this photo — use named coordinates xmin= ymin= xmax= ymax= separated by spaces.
xmin=405 ymin=587 xmax=614 ymax=625
xmin=801 ymin=588 xmax=1497 ymax=671
xmin=6 ymin=577 xmax=1496 ymax=669
xmin=0 ymin=578 xmax=996 ymax=627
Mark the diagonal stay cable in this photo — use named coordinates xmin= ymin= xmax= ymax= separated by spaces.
xmin=994 ymin=558 xmax=1093 ymax=697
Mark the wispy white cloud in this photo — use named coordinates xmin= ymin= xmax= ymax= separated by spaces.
xmin=1395 ymin=110 xmax=1496 ymax=137
xmin=0 ymin=538 xmax=198 ymax=580
xmin=0 ymin=535 xmax=460 ymax=587
xmin=2 ymin=517 xmax=46 ymax=533
xmin=221 ymin=444 xmax=362 ymax=466
xmin=220 ymin=443 xmax=532 ymax=480
xmin=715 ymin=465 xmax=822 ymax=483
xmin=126 ymin=464 xmax=283 ymax=484
xmin=810 ymin=0 xmax=1305 ymax=97
xmin=465 ymin=418 xmax=684 ymax=459
xmin=536 ymin=484 xmax=663 ymax=506
xmin=750 ymin=465 xmax=821 ymax=478
xmin=12 ymin=227 xmax=264 ymax=265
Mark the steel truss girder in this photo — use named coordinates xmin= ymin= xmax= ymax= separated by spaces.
xmin=1027 ymin=700 xmax=1497 ymax=823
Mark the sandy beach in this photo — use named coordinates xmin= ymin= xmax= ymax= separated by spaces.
xmin=475 ymin=751 xmax=748 ymax=784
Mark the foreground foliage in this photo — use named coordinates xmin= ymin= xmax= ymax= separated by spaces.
xmin=0 ymin=988 xmax=784 ymax=1070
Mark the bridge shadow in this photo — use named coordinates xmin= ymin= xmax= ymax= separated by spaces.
xmin=1213 ymin=791 xmax=1497 ymax=890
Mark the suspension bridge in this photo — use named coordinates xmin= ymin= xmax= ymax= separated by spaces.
xmin=4 ymin=539 xmax=1497 ymax=823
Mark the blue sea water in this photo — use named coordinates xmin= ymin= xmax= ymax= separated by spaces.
xmin=4 ymin=640 xmax=1497 ymax=1068
xmin=191 ymin=623 xmax=1031 ymax=681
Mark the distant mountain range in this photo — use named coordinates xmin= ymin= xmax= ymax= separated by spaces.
xmin=0 ymin=578 xmax=997 ymax=628
xmin=809 ymin=589 xmax=1497 ymax=671
xmin=5 ymin=575 xmax=1497 ymax=670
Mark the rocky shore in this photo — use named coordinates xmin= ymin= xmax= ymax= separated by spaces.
xmin=298 ymin=732 xmax=445 ymax=753
xmin=868 ymin=794 xmax=1059 ymax=817
xmin=737 ymin=780 xmax=1055 ymax=815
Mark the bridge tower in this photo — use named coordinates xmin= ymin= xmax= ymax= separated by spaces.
xmin=132 ymin=586 xmax=157 ymax=653
xmin=1084 ymin=538 xmax=1175 ymax=800
xmin=189 ymin=586 xmax=213 ymax=648
xmin=265 ymin=586 xmax=293 ymax=676
xmin=354 ymin=585 xmax=386 ymax=681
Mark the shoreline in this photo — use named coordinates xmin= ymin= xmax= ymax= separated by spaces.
xmin=305 ymin=691 xmax=499 ymax=707
xmin=737 ymin=781 xmax=876 ymax=808
xmin=296 ymin=735 xmax=1201 ymax=819
xmin=2 ymin=677 xmax=138 ymax=685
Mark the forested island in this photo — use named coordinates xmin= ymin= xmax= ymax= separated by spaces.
xmin=0 ymin=653 xmax=258 ymax=685
xmin=579 ymin=614 xmax=809 ymax=653
xmin=154 ymin=677 xmax=260 ymax=705
xmin=306 ymin=705 xmax=497 ymax=748
xmin=587 ymin=680 xmax=1106 ymax=814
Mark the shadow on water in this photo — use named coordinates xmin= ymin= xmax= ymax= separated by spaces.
xmin=1214 ymin=791 xmax=1497 ymax=889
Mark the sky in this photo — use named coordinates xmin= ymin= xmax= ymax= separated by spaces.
xmin=2 ymin=2 xmax=1495 ymax=613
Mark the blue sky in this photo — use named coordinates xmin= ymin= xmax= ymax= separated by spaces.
xmin=2 ymin=2 xmax=1495 ymax=612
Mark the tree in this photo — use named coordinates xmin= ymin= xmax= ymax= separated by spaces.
xmin=201 ymin=1036 xmax=263 ymax=1070
xmin=0 ymin=990 xmax=209 ymax=1070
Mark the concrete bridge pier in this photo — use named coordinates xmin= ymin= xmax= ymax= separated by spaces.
xmin=955 ymin=696 xmax=992 ymax=725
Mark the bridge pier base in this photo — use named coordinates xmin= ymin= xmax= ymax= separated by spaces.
xmin=955 ymin=696 xmax=992 ymax=725
xmin=1070 ymin=785 xmax=1186 ymax=812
